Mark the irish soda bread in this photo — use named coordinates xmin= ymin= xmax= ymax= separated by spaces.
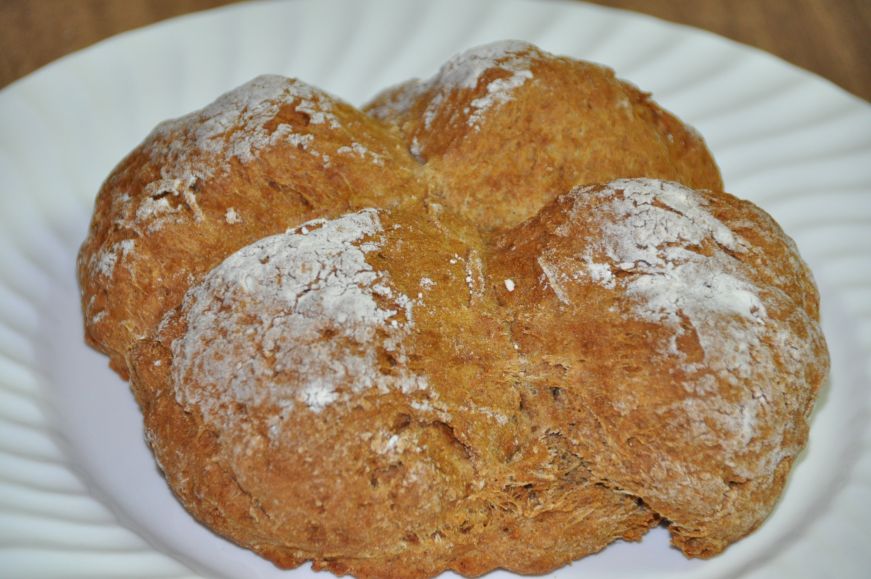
xmin=77 ymin=41 xmax=828 ymax=578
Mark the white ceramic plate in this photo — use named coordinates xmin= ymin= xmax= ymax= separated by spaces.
xmin=1 ymin=0 xmax=869 ymax=577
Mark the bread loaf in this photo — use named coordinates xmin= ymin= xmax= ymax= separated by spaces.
xmin=77 ymin=41 xmax=828 ymax=578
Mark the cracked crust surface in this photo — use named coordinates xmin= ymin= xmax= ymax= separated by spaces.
xmin=79 ymin=41 xmax=827 ymax=579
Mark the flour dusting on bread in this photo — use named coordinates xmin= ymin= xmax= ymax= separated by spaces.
xmin=434 ymin=40 xmax=538 ymax=128
xmin=89 ymin=238 xmax=135 ymax=279
xmin=370 ymin=40 xmax=538 ymax=132
xmin=543 ymin=179 xmax=822 ymax=480
xmin=571 ymin=179 xmax=767 ymax=378
xmin=170 ymin=209 xmax=426 ymax=435
xmin=131 ymin=76 xmax=340 ymax=231
xmin=154 ymin=74 xmax=340 ymax=165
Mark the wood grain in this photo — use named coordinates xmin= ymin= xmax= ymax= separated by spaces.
xmin=0 ymin=0 xmax=868 ymax=101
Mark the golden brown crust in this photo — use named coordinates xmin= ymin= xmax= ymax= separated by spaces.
xmin=78 ymin=41 xmax=827 ymax=579
xmin=365 ymin=41 xmax=722 ymax=230
xmin=77 ymin=75 xmax=426 ymax=374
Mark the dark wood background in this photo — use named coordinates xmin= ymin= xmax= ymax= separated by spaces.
xmin=1 ymin=0 xmax=869 ymax=101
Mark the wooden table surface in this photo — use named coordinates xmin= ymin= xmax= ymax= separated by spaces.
xmin=1 ymin=0 xmax=869 ymax=102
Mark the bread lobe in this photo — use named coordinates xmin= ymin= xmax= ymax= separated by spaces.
xmin=78 ymin=75 xmax=426 ymax=374
xmin=365 ymin=40 xmax=722 ymax=230
xmin=489 ymin=179 xmax=828 ymax=556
